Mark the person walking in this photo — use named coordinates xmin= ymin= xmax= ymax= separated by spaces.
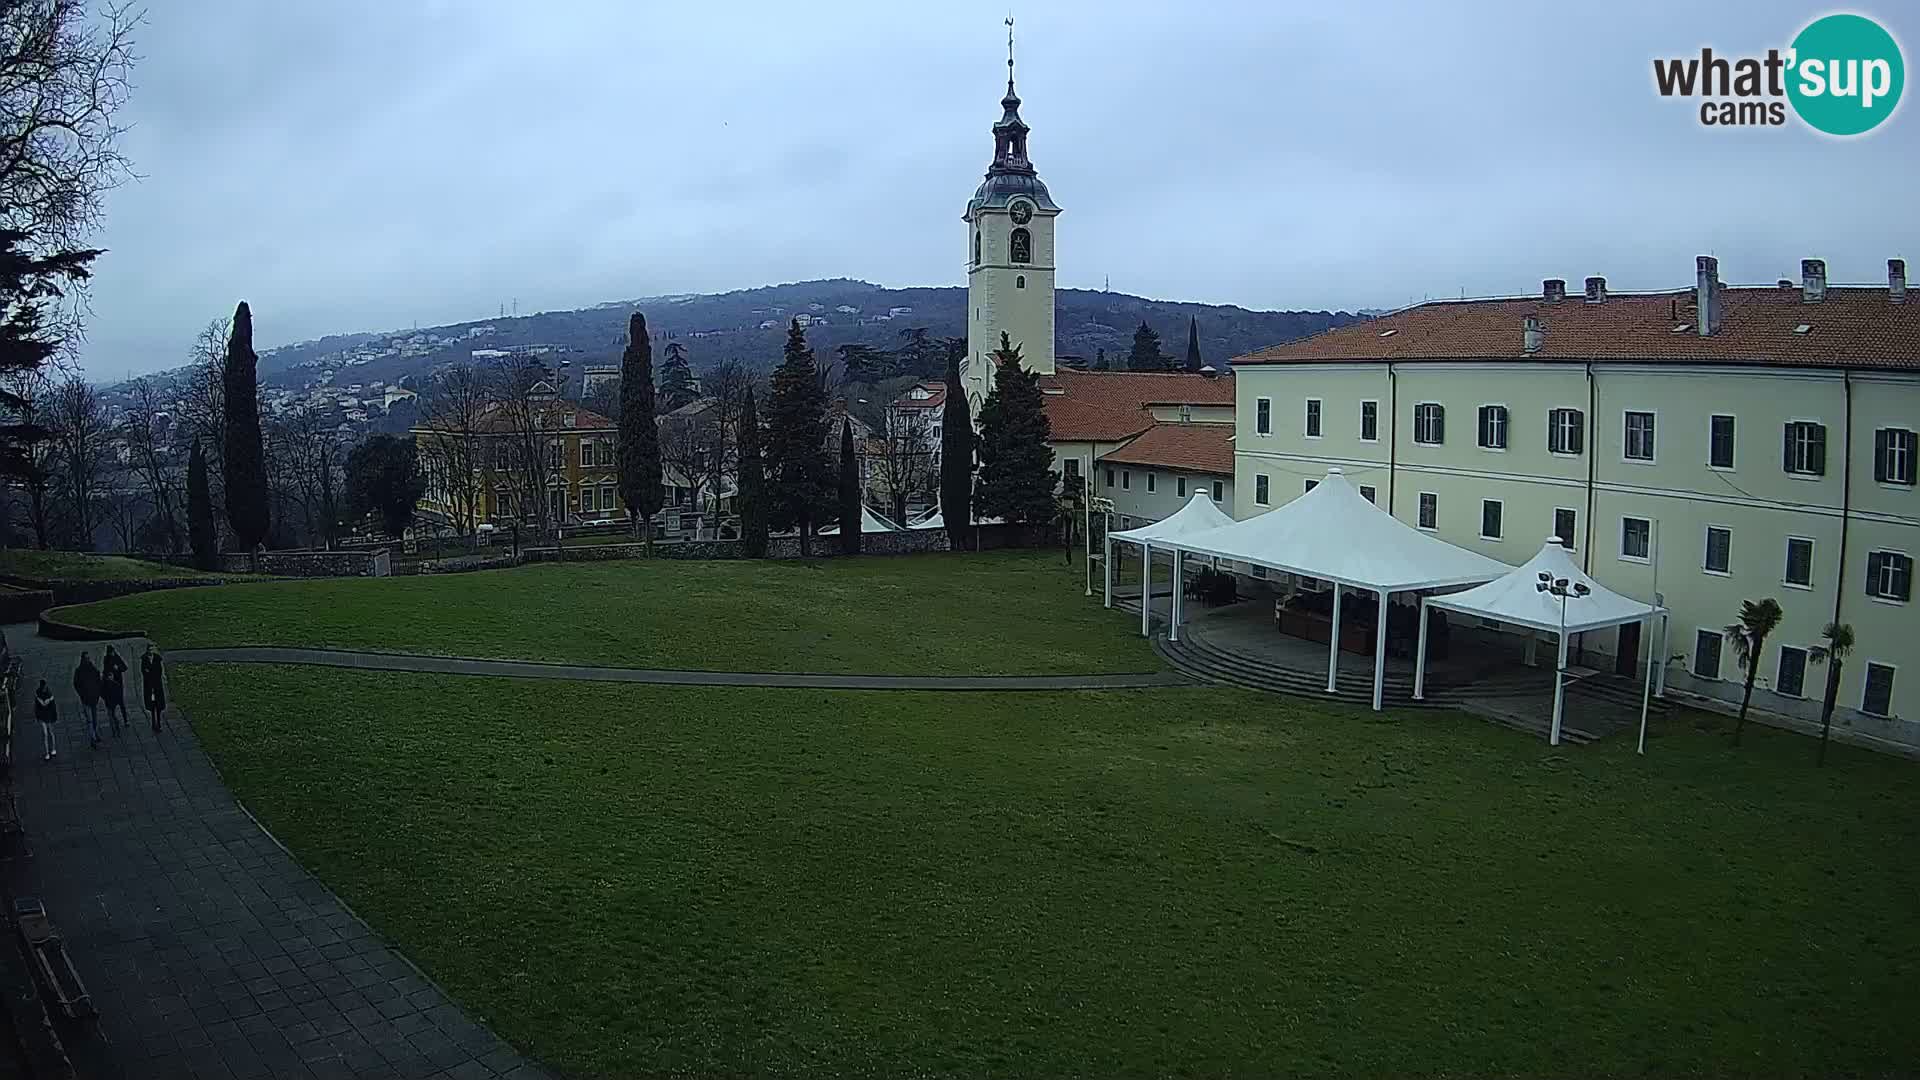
xmin=73 ymin=652 xmax=103 ymax=749
xmin=101 ymin=645 xmax=129 ymax=735
xmin=140 ymin=644 xmax=166 ymax=733
xmin=33 ymin=680 xmax=56 ymax=761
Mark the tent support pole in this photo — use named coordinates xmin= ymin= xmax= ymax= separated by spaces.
xmin=1102 ymin=536 xmax=1113 ymax=609
xmin=1372 ymin=588 xmax=1389 ymax=711
xmin=1550 ymin=630 xmax=1569 ymax=747
xmin=1326 ymin=582 xmax=1343 ymax=693
xmin=1654 ymin=613 xmax=1669 ymax=697
xmin=1140 ymin=542 xmax=1152 ymax=637
xmin=1637 ymin=613 xmax=1654 ymax=755
xmin=1413 ymin=598 xmax=1430 ymax=701
xmin=1170 ymin=552 xmax=1184 ymax=643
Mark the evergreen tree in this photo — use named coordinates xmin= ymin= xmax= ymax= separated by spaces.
xmin=618 ymin=313 xmax=664 ymax=553
xmin=1184 ymin=316 xmax=1203 ymax=372
xmin=657 ymin=339 xmax=698 ymax=412
xmin=187 ymin=441 xmax=217 ymax=570
xmin=222 ymin=302 xmax=270 ymax=549
xmin=837 ymin=419 xmax=861 ymax=556
xmin=1091 ymin=347 xmax=1108 ymax=372
xmin=738 ymin=387 xmax=768 ymax=557
xmin=0 ymin=232 xmax=97 ymax=483
xmin=1127 ymin=320 xmax=1169 ymax=372
xmin=975 ymin=332 xmax=1057 ymax=525
xmin=939 ymin=341 xmax=973 ymax=550
xmin=764 ymin=320 xmax=834 ymax=556
xmin=345 ymin=434 xmax=427 ymax=538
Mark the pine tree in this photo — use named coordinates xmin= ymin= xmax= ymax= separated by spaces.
xmin=1184 ymin=316 xmax=1203 ymax=372
xmin=764 ymin=320 xmax=834 ymax=556
xmin=657 ymin=339 xmax=698 ymax=412
xmin=222 ymin=302 xmax=270 ymax=549
xmin=1091 ymin=347 xmax=1108 ymax=371
xmin=1127 ymin=320 xmax=1169 ymax=372
xmin=618 ymin=313 xmax=664 ymax=553
xmin=187 ymin=441 xmax=217 ymax=570
xmin=940 ymin=342 xmax=974 ymax=550
xmin=837 ymin=419 xmax=861 ymax=556
xmin=738 ymin=387 xmax=768 ymax=557
xmin=975 ymin=332 xmax=1057 ymax=525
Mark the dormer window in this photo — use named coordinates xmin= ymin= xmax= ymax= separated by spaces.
xmin=1010 ymin=227 xmax=1031 ymax=264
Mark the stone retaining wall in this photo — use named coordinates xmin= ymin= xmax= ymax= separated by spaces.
xmin=211 ymin=550 xmax=390 ymax=577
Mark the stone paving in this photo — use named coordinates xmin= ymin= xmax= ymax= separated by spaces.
xmin=2 ymin=627 xmax=551 ymax=1080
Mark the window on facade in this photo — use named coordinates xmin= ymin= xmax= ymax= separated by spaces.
xmin=1010 ymin=227 xmax=1031 ymax=264
xmin=1621 ymin=516 xmax=1651 ymax=561
xmin=1418 ymin=492 xmax=1437 ymax=530
xmin=1176 ymin=477 xmax=1186 ymax=497
xmin=1784 ymin=421 xmax=1827 ymax=475
xmin=1554 ymin=509 xmax=1577 ymax=550
xmin=1704 ymin=525 xmax=1732 ymax=574
xmin=1480 ymin=499 xmax=1503 ymax=540
xmin=1305 ymin=399 xmax=1322 ymax=438
xmin=548 ymin=441 xmax=563 ymax=468
xmin=1255 ymin=398 xmax=1271 ymax=435
xmin=1694 ymin=629 xmax=1724 ymax=680
xmin=581 ymin=441 xmax=595 ymax=468
xmin=1785 ymin=538 xmax=1814 ymax=587
xmin=1710 ymin=415 xmax=1736 ymax=469
xmin=600 ymin=485 xmax=616 ymax=510
xmin=1360 ymin=400 xmax=1378 ymax=442
xmin=1548 ymin=408 xmax=1584 ymax=455
xmin=1624 ymin=411 xmax=1656 ymax=461
xmin=1862 ymin=663 xmax=1896 ymax=717
xmin=1255 ymin=474 xmax=1270 ymax=505
xmin=1211 ymin=480 xmax=1224 ymax=502
xmin=1121 ymin=470 xmax=1131 ymax=490
xmin=1016 ymin=275 xmax=1025 ymax=289
xmin=1776 ymin=645 xmax=1808 ymax=698
xmin=1413 ymin=403 xmax=1445 ymax=445
xmin=1063 ymin=459 xmax=1080 ymax=483
xmin=1104 ymin=467 xmax=1114 ymax=488
xmin=973 ymin=231 xmax=981 ymax=265
xmin=1477 ymin=405 xmax=1509 ymax=450
xmin=1866 ymin=551 xmax=1913 ymax=602
xmin=1875 ymin=427 xmax=1917 ymax=485
xmin=1146 ymin=472 xmax=1156 ymax=493
xmin=1359 ymin=485 xmax=1376 ymax=504
xmin=581 ymin=486 xmax=596 ymax=513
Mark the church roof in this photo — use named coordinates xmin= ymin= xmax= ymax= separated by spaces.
xmin=1098 ymin=422 xmax=1236 ymax=476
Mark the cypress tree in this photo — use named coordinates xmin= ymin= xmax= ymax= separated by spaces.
xmin=939 ymin=342 xmax=973 ymax=550
xmin=764 ymin=320 xmax=834 ymax=557
xmin=738 ymin=387 xmax=768 ymax=557
xmin=1092 ymin=347 xmax=1108 ymax=371
xmin=618 ymin=313 xmax=664 ymax=554
xmin=975 ymin=332 xmax=1057 ymax=525
xmin=1127 ymin=320 xmax=1168 ymax=372
xmin=1184 ymin=316 xmax=1203 ymax=372
xmin=837 ymin=419 xmax=861 ymax=556
xmin=222 ymin=302 xmax=270 ymax=549
xmin=187 ymin=441 xmax=217 ymax=570
xmin=657 ymin=339 xmax=698 ymax=412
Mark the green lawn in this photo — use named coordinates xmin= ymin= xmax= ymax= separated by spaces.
xmin=0 ymin=548 xmax=232 ymax=582
xmin=175 ymin=664 xmax=1920 ymax=1078
xmin=61 ymin=551 xmax=1158 ymax=675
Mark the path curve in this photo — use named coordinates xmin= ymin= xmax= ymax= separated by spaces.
xmin=172 ymin=646 xmax=1192 ymax=691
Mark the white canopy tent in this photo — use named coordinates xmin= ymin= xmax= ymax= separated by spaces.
xmin=818 ymin=505 xmax=904 ymax=535
xmin=1104 ymin=491 xmax=1238 ymax=638
xmin=906 ymin=507 xmax=1004 ymax=531
xmin=1155 ymin=468 xmax=1508 ymax=711
xmin=1418 ymin=538 xmax=1668 ymax=747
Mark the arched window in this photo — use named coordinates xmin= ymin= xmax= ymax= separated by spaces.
xmin=973 ymin=230 xmax=981 ymax=265
xmin=1010 ymin=227 xmax=1031 ymax=264
xmin=1016 ymin=275 xmax=1026 ymax=289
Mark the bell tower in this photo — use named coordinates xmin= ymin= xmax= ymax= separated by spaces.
xmin=962 ymin=19 xmax=1059 ymax=412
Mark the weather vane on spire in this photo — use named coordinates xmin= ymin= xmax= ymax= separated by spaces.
xmin=1006 ymin=14 xmax=1015 ymax=81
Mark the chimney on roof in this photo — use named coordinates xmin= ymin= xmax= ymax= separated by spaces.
xmin=1522 ymin=315 xmax=1544 ymax=354
xmin=1542 ymin=278 xmax=1567 ymax=303
xmin=1891 ymin=258 xmax=1908 ymax=304
xmin=1584 ymin=276 xmax=1607 ymax=303
xmin=1801 ymin=258 xmax=1827 ymax=303
xmin=1695 ymin=255 xmax=1721 ymax=336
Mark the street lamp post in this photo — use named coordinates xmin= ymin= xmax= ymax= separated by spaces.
xmin=1535 ymin=571 xmax=1591 ymax=747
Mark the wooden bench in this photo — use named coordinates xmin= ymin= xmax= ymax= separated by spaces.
xmin=13 ymin=898 xmax=92 ymax=1021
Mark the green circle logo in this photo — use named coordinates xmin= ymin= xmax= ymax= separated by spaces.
xmin=1788 ymin=13 xmax=1904 ymax=136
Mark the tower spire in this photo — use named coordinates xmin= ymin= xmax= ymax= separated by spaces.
xmin=1006 ymin=15 xmax=1015 ymax=94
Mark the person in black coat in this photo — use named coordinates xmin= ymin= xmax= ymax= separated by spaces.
xmin=140 ymin=645 xmax=166 ymax=733
xmin=73 ymin=652 xmax=102 ymax=748
xmin=101 ymin=645 xmax=130 ymax=735
xmin=33 ymin=680 xmax=56 ymax=761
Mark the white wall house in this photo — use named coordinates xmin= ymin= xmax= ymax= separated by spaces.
xmin=1231 ymin=257 xmax=1919 ymax=737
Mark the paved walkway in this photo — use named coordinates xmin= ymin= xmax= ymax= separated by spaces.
xmin=2 ymin=628 xmax=550 ymax=1080
xmin=170 ymin=647 xmax=1190 ymax=691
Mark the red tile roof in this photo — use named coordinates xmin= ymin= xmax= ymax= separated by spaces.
xmin=1098 ymin=423 xmax=1235 ymax=475
xmin=1236 ymin=285 xmax=1920 ymax=370
xmin=889 ymin=383 xmax=947 ymax=410
xmin=1038 ymin=368 xmax=1235 ymax=442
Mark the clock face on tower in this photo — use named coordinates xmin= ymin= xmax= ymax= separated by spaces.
xmin=1008 ymin=200 xmax=1034 ymax=225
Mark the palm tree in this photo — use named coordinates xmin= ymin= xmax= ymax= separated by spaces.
xmin=1726 ymin=598 xmax=1784 ymax=746
xmin=1808 ymin=621 xmax=1856 ymax=767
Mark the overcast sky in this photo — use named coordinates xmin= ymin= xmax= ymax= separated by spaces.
xmin=81 ymin=0 xmax=1918 ymax=380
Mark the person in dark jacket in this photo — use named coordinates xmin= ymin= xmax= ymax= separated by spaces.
xmin=101 ymin=645 xmax=129 ymax=735
xmin=140 ymin=645 xmax=166 ymax=733
xmin=33 ymin=680 xmax=56 ymax=761
xmin=73 ymin=652 xmax=102 ymax=748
